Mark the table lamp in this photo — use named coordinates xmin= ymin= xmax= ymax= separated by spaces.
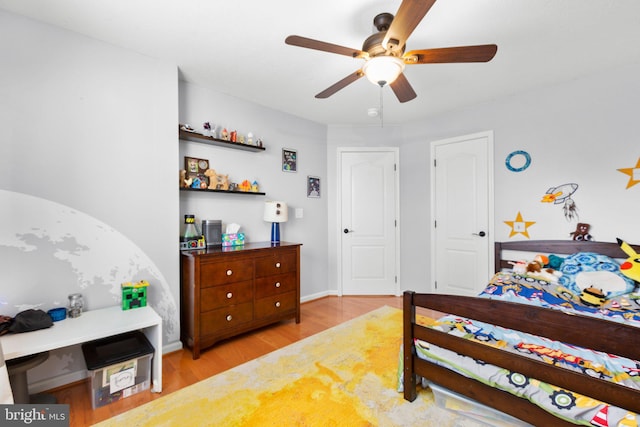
xmin=263 ymin=201 xmax=288 ymax=244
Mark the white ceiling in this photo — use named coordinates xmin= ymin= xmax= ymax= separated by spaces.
xmin=2 ymin=0 xmax=640 ymax=126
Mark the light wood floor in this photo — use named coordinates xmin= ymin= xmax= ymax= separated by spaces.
xmin=49 ymin=296 xmax=416 ymax=426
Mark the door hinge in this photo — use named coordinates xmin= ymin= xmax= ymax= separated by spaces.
xmin=434 ymin=220 xmax=437 ymax=228
xmin=395 ymin=219 xmax=397 ymax=227
xmin=434 ymin=281 xmax=437 ymax=290
xmin=395 ymin=276 xmax=398 ymax=284
xmin=394 ymin=163 xmax=397 ymax=171
xmin=434 ymin=159 xmax=437 ymax=167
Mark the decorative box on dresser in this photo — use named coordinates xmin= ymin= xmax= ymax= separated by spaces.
xmin=181 ymin=242 xmax=301 ymax=359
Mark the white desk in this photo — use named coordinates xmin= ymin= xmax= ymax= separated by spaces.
xmin=0 ymin=306 xmax=162 ymax=393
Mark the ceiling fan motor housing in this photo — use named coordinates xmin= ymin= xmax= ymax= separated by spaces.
xmin=364 ymin=13 xmax=405 ymax=57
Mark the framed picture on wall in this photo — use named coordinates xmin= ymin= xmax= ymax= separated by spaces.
xmin=282 ymin=148 xmax=297 ymax=172
xmin=307 ymin=176 xmax=320 ymax=198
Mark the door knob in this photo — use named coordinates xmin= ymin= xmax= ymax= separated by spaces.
xmin=473 ymin=231 xmax=486 ymax=237
xmin=343 ymin=228 xmax=354 ymax=234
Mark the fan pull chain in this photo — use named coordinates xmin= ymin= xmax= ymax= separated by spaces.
xmin=379 ymin=85 xmax=384 ymax=128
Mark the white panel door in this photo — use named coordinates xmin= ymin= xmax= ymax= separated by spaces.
xmin=432 ymin=132 xmax=493 ymax=296
xmin=340 ymin=149 xmax=398 ymax=295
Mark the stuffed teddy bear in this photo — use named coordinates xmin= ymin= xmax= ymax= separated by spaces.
xmin=570 ymin=223 xmax=593 ymax=241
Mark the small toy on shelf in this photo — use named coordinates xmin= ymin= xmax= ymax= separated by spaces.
xmin=191 ymin=177 xmax=202 ymax=189
xmin=221 ymin=128 xmax=229 ymax=141
xmin=121 ymin=280 xmax=149 ymax=310
xmin=204 ymin=169 xmax=218 ymax=190
xmin=219 ymin=174 xmax=230 ymax=190
xmin=230 ymin=130 xmax=237 ymax=142
xmin=179 ymin=170 xmax=187 ymax=188
xmin=203 ymin=122 xmax=214 ymax=137
xmin=238 ymin=180 xmax=252 ymax=192
xmin=251 ymin=180 xmax=259 ymax=192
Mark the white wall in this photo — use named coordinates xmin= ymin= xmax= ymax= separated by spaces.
xmin=398 ymin=62 xmax=640 ymax=293
xmin=0 ymin=10 xmax=179 ymax=391
xmin=178 ymin=82 xmax=329 ymax=300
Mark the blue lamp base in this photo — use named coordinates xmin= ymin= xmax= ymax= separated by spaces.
xmin=270 ymin=222 xmax=280 ymax=244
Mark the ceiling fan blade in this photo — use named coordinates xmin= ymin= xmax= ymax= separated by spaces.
xmin=404 ymin=44 xmax=498 ymax=64
xmin=285 ymin=35 xmax=366 ymax=58
xmin=389 ymin=73 xmax=417 ymax=103
xmin=383 ymin=0 xmax=437 ymax=52
xmin=315 ymin=70 xmax=364 ymax=99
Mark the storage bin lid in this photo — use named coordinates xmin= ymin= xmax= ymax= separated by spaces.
xmin=82 ymin=330 xmax=154 ymax=370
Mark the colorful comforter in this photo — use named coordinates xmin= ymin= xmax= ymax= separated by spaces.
xmin=413 ymin=272 xmax=640 ymax=427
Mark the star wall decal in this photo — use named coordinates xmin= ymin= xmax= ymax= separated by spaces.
xmin=617 ymin=157 xmax=640 ymax=189
xmin=504 ymin=211 xmax=536 ymax=238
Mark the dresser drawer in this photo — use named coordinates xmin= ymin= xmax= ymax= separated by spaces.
xmin=254 ymin=292 xmax=296 ymax=318
xmin=200 ymin=302 xmax=253 ymax=336
xmin=200 ymin=280 xmax=253 ymax=312
xmin=255 ymin=250 xmax=297 ymax=277
xmin=255 ymin=273 xmax=297 ymax=299
xmin=200 ymin=259 xmax=253 ymax=287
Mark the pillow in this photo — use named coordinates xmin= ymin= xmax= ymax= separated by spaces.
xmin=558 ymin=252 xmax=635 ymax=299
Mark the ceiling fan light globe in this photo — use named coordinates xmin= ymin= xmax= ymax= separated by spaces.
xmin=363 ymin=56 xmax=405 ymax=87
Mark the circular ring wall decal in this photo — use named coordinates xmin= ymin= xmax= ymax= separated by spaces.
xmin=505 ymin=150 xmax=531 ymax=172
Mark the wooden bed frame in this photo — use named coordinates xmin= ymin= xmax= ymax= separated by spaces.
xmin=403 ymin=240 xmax=640 ymax=426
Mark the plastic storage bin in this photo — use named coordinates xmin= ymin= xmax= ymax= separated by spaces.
xmin=428 ymin=382 xmax=533 ymax=427
xmin=81 ymin=331 xmax=154 ymax=409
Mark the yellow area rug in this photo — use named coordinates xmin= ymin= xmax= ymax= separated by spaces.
xmin=96 ymin=306 xmax=481 ymax=426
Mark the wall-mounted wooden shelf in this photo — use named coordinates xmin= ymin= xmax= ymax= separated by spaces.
xmin=179 ymin=128 xmax=265 ymax=152
xmin=179 ymin=187 xmax=266 ymax=196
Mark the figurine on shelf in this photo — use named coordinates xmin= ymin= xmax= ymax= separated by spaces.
xmin=230 ymin=130 xmax=237 ymax=143
xmin=247 ymin=132 xmax=254 ymax=146
xmin=219 ymin=174 xmax=230 ymax=191
xmin=238 ymin=179 xmax=252 ymax=192
xmin=251 ymin=180 xmax=259 ymax=192
xmin=203 ymin=122 xmax=214 ymax=137
xmin=221 ymin=128 xmax=229 ymax=141
xmin=179 ymin=170 xmax=187 ymax=188
xmin=256 ymin=137 xmax=263 ymax=148
xmin=204 ymin=169 xmax=218 ymax=190
xmin=191 ymin=177 xmax=202 ymax=189
xmin=238 ymin=134 xmax=245 ymax=144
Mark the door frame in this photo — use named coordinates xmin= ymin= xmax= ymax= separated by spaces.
xmin=336 ymin=147 xmax=401 ymax=296
xmin=430 ymin=131 xmax=495 ymax=293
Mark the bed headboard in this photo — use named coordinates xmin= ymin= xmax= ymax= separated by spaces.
xmin=494 ymin=239 xmax=640 ymax=273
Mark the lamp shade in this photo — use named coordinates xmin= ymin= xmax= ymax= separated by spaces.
xmin=362 ymin=56 xmax=405 ymax=86
xmin=263 ymin=201 xmax=288 ymax=223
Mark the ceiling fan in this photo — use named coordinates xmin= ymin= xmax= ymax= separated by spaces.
xmin=285 ymin=0 xmax=497 ymax=103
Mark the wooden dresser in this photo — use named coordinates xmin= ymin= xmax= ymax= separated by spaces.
xmin=180 ymin=241 xmax=301 ymax=359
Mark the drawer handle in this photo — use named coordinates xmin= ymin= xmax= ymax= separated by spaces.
xmin=226 ymin=292 xmax=233 ymax=299
xmin=226 ymin=315 xmax=233 ymax=321
xmin=275 ymin=301 xmax=281 ymax=308
xmin=275 ymin=262 xmax=281 ymax=268
xmin=275 ymin=282 xmax=281 ymax=288
xmin=226 ymin=269 xmax=233 ymax=276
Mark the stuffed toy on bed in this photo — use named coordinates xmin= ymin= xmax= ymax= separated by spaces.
xmin=617 ymin=238 xmax=640 ymax=283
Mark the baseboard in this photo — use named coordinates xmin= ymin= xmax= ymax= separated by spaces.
xmin=301 ymin=290 xmax=335 ymax=303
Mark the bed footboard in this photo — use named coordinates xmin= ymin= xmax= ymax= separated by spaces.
xmin=403 ymin=291 xmax=640 ymax=425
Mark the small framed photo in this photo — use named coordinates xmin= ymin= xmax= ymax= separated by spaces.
xmin=185 ymin=157 xmax=209 ymax=174
xmin=307 ymin=176 xmax=320 ymax=198
xmin=282 ymin=148 xmax=297 ymax=172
